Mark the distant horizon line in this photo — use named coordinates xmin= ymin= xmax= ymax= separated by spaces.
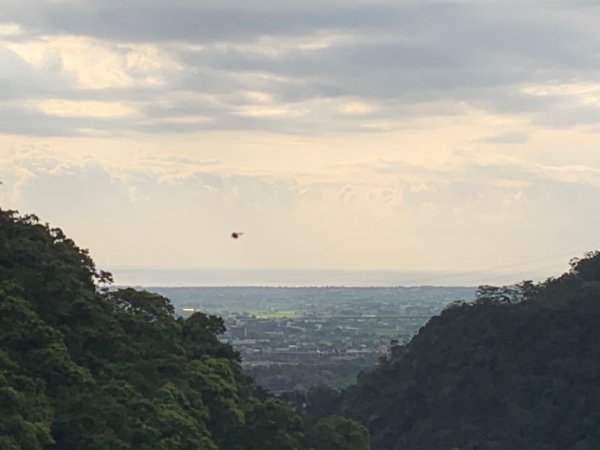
xmin=106 ymin=266 xmax=562 ymax=288
xmin=113 ymin=284 xmax=479 ymax=288
xmin=104 ymin=265 xmax=563 ymax=274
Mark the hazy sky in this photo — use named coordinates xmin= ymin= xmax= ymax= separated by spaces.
xmin=2 ymin=0 xmax=600 ymax=280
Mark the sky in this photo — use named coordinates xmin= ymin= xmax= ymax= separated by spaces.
xmin=2 ymin=0 xmax=600 ymax=284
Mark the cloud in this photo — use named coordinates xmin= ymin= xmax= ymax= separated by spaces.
xmin=0 ymin=155 xmax=311 ymax=266
xmin=476 ymin=132 xmax=529 ymax=144
xmin=1 ymin=1 xmax=600 ymax=135
xmin=4 ymin=149 xmax=600 ymax=270
xmin=2 ymin=0 xmax=600 ymax=274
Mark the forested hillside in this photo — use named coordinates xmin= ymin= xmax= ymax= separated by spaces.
xmin=0 ymin=209 xmax=368 ymax=450
xmin=331 ymin=253 xmax=600 ymax=450
xmin=7 ymin=206 xmax=600 ymax=450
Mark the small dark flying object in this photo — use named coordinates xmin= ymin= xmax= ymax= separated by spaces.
xmin=231 ymin=232 xmax=244 ymax=239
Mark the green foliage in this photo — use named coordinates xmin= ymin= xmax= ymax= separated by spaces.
xmin=150 ymin=382 xmax=216 ymax=450
xmin=0 ymin=209 xmax=351 ymax=449
xmin=11 ymin=205 xmax=600 ymax=449
xmin=311 ymin=416 xmax=370 ymax=450
xmin=0 ymin=350 xmax=54 ymax=450
xmin=235 ymin=398 xmax=306 ymax=450
xmin=337 ymin=252 xmax=600 ymax=449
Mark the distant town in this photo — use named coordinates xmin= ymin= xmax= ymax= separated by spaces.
xmin=149 ymin=286 xmax=476 ymax=391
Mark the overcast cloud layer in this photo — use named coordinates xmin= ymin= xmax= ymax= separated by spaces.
xmin=1 ymin=0 xmax=600 ymax=282
xmin=2 ymin=0 xmax=600 ymax=135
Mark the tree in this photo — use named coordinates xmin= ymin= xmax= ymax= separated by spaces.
xmin=311 ymin=415 xmax=370 ymax=450
xmin=1 ymin=208 xmax=343 ymax=449
xmin=0 ymin=350 xmax=54 ymax=450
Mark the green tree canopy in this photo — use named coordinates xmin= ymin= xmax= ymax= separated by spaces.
xmin=336 ymin=252 xmax=600 ymax=449
xmin=0 ymin=208 xmax=367 ymax=449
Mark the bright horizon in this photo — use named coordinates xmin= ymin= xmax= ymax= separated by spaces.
xmin=106 ymin=262 xmax=571 ymax=288
xmin=2 ymin=1 xmax=600 ymax=276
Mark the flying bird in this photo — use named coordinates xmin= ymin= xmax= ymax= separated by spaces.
xmin=231 ymin=232 xmax=244 ymax=239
